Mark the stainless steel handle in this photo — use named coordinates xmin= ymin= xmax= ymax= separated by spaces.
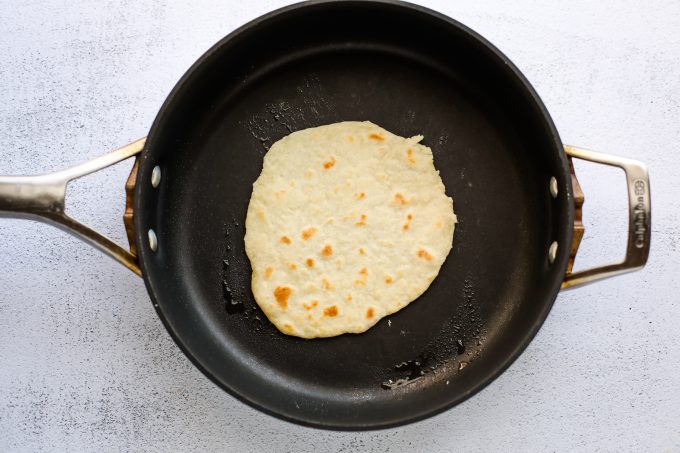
xmin=0 ymin=139 xmax=145 ymax=275
xmin=562 ymin=145 xmax=651 ymax=289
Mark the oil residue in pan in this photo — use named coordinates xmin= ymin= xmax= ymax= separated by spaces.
xmin=381 ymin=278 xmax=485 ymax=390
xmin=221 ymin=221 xmax=266 ymax=332
xmin=381 ymin=355 xmax=434 ymax=389
xmin=222 ymin=222 xmax=245 ymax=314
xmin=242 ymin=74 xmax=335 ymax=153
xmin=222 ymin=261 xmax=244 ymax=314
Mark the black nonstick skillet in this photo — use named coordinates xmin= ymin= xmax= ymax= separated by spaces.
xmin=0 ymin=1 xmax=650 ymax=429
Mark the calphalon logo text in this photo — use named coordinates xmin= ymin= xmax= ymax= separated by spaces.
xmin=633 ymin=179 xmax=647 ymax=249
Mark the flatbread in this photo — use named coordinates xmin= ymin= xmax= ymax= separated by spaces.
xmin=244 ymin=121 xmax=456 ymax=338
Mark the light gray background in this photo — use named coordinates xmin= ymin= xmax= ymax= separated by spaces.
xmin=1 ymin=1 xmax=678 ymax=451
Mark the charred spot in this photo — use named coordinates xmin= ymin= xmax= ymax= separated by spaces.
xmin=394 ymin=193 xmax=408 ymax=205
xmin=301 ymin=227 xmax=317 ymax=240
xmin=323 ymin=305 xmax=338 ymax=317
xmin=323 ymin=156 xmax=336 ymax=169
xmin=303 ymin=299 xmax=319 ymax=310
xmin=406 ymin=148 xmax=416 ymax=164
xmin=274 ymin=286 xmax=292 ymax=309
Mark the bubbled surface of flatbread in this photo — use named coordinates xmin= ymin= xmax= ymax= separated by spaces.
xmin=244 ymin=121 xmax=456 ymax=338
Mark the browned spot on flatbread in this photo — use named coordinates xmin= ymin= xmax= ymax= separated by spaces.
xmin=355 ymin=214 xmax=367 ymax=226
xmin=303 ymin=299 xmax=319 ymax=310
xmin=301 ymin=227 xmax=317 ymax=240
xmin=264 ymin=267 xmax=273 ymax=280
xmin=407 ymin=148 xmax=416 ymax=164
xmin=288 ymin=263 xmax=297 ymax=270
xmin=321 ymin=244 xmax=333 ymax=257
xmin=368 ymin=133 xmax=384 ymax=141
xmin=322 ymin=278 xmax=334 ymax=290
xmin=283 ymin=323 xmax=294 ymax=333
xmin=274 ymin=286 xmax=292 ymax=309
xmin=354 ymin=279 xmax=366 ymax=286
xmin=366 ymin=308 xmax=374 ymax=319
xmin=347 ymin=135 xmax=354 ymax=143
xmin=356 ymin=192 xmax=365 ymax=199
xmin=323 ymin=156 xmax=336 ymax=169
xmin=346 ymin=294 xmax=352 ymax=301
xmin=359 ymin=247 xmax=366 ymax=256
xmin=385 ymin=275 xmax=393 ymax=284
xmin=323 ymin=305 xmax=338 ymax=317
xmin=280 ymin=236 xmax=291 ymax=244
xmin=306 ymin=258 xmax=314 ymax=267
xmin=417 ymin=249 xmax=433 ymax=261
xmin=359 ymin=267 xmax=368 ymax=276
xmin=403 ymin=213 xmax=413 ymax=230
xmin=394 ymin=193 xmax=408 ymax=205
xmin=306 ymin=314 xmax=312 ymax=320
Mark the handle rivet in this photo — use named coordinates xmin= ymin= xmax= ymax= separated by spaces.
xmin=151 ymin=166 xmax=161 ymax=188
xmin=148 ymin=229 xmax=158 ymax=252
xmin=549 ymin=176 xmax=558 ymax=198
xmin=548 ymin=241 xmax=558 ymax=264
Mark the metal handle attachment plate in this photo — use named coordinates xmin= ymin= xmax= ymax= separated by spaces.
xmin=0 ymin=139 xmax=145 ymax=275
xmin=562 ymin=145 xmax=651 ymax=289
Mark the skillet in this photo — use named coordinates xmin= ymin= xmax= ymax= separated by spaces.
xmin=0 ymin=0 xmax=650 ymax=429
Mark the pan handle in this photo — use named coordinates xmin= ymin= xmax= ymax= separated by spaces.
xmin=561 ymin=145 xmax=651 ymax=289
xmin=0 ymin=139 xmax=145 ymax=276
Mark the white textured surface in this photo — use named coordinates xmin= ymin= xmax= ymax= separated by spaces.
xmin=0 ymin=0 xmax=678 ymax=451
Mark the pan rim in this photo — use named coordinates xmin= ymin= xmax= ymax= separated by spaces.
xmin=134 ymin=0 xmax=574 ymax=430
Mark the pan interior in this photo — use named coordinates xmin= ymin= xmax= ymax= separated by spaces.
xmin=136 ymin=1 xmax=571 ymax=429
